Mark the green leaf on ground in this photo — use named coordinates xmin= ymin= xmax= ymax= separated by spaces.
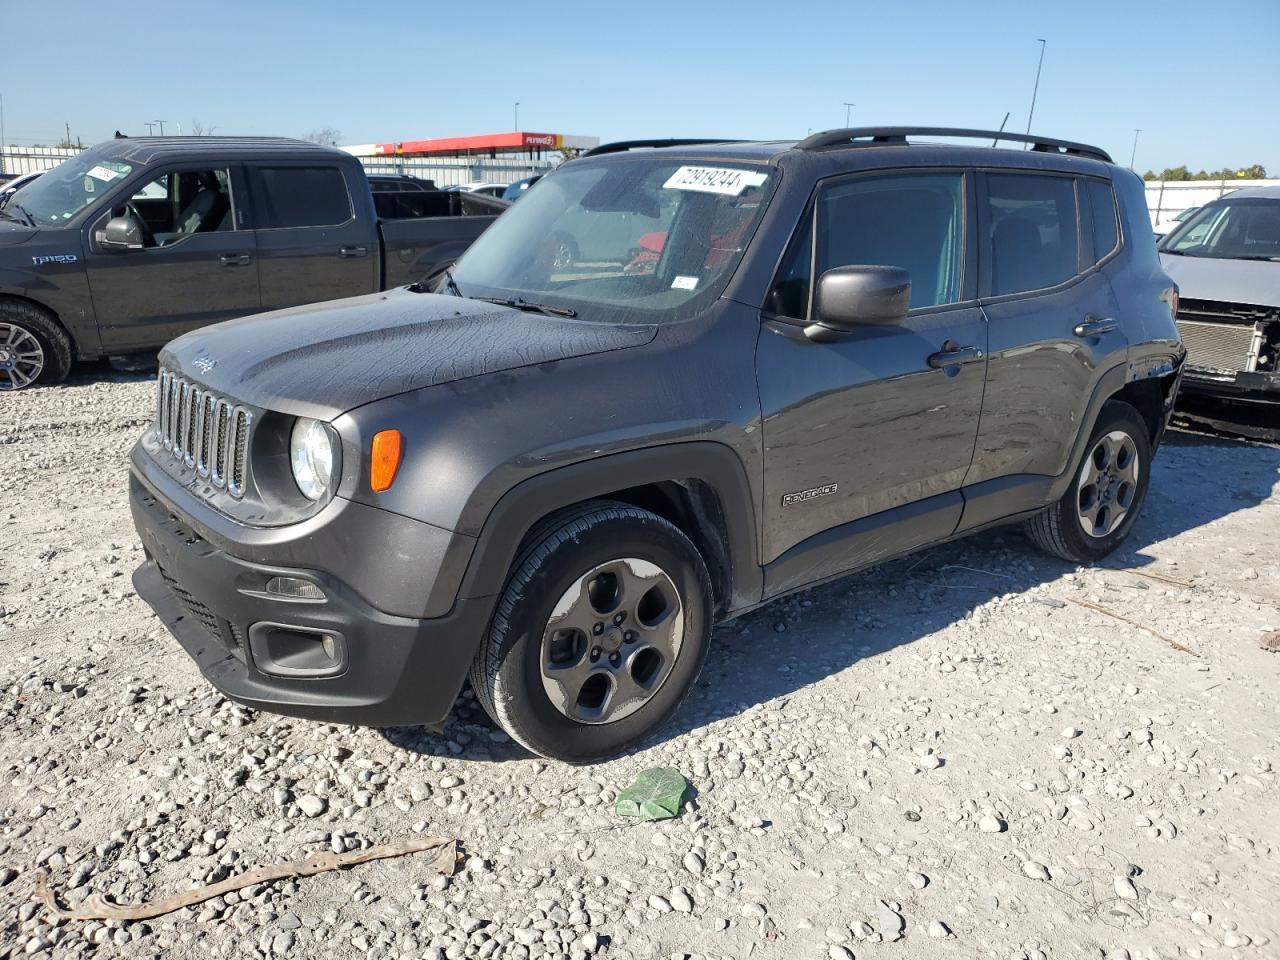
xmin=615 ymin=767 xmax=691 ymax=821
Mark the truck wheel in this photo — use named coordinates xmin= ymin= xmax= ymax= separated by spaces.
xmin=1024 ymin=400 xmax=1152 ymax=564
xmin=470 ymin=502 xmax=713 ymax=763
xmin=0 ymin=302 xmax=72 ymax=391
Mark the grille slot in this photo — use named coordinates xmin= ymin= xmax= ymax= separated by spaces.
xmin=1176 ymin=319 xmax=1258 ymax=374
xmin=153 ymin=368 xmax=251 ymax=498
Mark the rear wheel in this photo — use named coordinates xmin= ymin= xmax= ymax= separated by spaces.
xmin=469 ymin=502 xmax=712 ymax=762
xmin=1025 ymin=400 xmax=1152 ymax=563
xmin=0 ymin=301 xmax=72 ymax=391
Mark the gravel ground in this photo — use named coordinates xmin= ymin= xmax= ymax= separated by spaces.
xmin=1 ymin=371 xmax=1278 ymax=960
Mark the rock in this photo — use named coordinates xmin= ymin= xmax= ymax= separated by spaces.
xmin=740 ymin=902 xmax=767 ymax=920
xmin=296 ymin=796 xmax=326 ymax=818
xmin=648 ymin=895 xmax=672 ymax=914
xmin=580 ymin=931 xmax=601 ymax=951
xmin=908 ymin=873 xmax=928 ymax=890
xmin=978 ymin=815 xmax=1006 ymax=833
xmin=1062 ymin=726 xmax=1082 ymax=739
xmin=669 ymin=889 xmax=693 ymax=913
xmin=877 ymin=901 xmax=905 ymax=942
xmin=828 ymin=946 xmax=855 ymax=960
xmin=1022 ymin=861 xmax=1051 ymax=881
xmin=927 ymin=920 xmax=951 ymax=938
xmin=1113 ymin=877 xmax=1138 ymax=901
xmin=1223 ymin=932 xmax=1252 ymax=948
xmin=683 ymin=851 xmax=705 ymax=875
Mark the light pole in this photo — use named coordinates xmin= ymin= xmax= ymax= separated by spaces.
xmin=843 ymin=102 xmax=855 ymax=127
xmin=0 ymin=92 xmax=6 ymax=176
xmin=1024 ymin=38 xmax=1047 ymax=146
xmin=155 ymin=119 xmax=167 ymax=135
xmin=144 ymin=122 xmax=155 ymax=136
xmin=1129 ymin=129 xmax=1141 ymax=170
xmin=514 ymin=102 xmax=520 ymax=131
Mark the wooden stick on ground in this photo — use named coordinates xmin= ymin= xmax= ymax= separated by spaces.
xmin=1066 ymin=598 xmax=1199 ymax=657
xmin=37 ymin=836 xmax=458 ymax=922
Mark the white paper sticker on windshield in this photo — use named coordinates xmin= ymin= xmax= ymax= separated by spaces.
xmin=86 ymin=165 xmax=122 ymax=182
xmin=672 ymin=275 xmax=699 ymax=290
xmin=663 ymin=166 xmax=768 ymax=196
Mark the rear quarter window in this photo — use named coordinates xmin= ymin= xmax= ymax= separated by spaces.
xmin=1085 ymin=179 xmax=1120 ymax=262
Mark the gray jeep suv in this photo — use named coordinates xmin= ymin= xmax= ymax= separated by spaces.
xmin=128 ymin=128 xmax=1184 ymax=762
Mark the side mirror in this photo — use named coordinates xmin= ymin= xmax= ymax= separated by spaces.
xmin=806 ymin=265 xmax=911 ymax=342
xmin=97 ymin=215 xmax=146 ymax=252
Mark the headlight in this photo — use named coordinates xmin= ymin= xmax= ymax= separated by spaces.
xmin=290 ymin=417 xmax=336 ymax=501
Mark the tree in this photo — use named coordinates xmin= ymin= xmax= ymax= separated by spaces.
xmin=556 ymin=146 xmax=583 ymax=166
xmin=304 ymin=128 xmax=342 ymax=146
xmin=1142 ymin=163 xmax=1268 ymax=182
xmin=190 ymin=119 xmax=218 ymax=137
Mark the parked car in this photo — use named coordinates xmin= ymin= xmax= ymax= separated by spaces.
xmin=1153 ymin=205 xmax=1199 ymax=240
xmin=0 ymin=170 xmax=42 ymax=209
xmin=129 ymin=128 xmax=1182 ymax=762
xmin=1158 ymin=187 xmax=1280 ymax=430
xmin=446 ymin=182 xmax=509 ymax=198
xmin=502 ymin=176 xmax=541 ymax=201
xmin=0 ymin=137 xmax=505 ymax=390
xmin=367 ymin=173 xmax=437 ymax=193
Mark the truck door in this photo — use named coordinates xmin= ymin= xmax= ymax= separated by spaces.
xmin=755 ymin=170 xmax=987 ymax=595
xmin=247 ymin=164 xmax=379 ymax=311
xmin=84 ymin=164 xmax=260 ymax=350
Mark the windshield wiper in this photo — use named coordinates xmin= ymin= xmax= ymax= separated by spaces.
xmin=474 ymin=296 xmax=577 ymax=319
xmin=5 ymin=202 xmax=36 ymax=227
xmin=1233 ymin=254 xmax=1280 ymax=262
xmin=441 ymin=267 xmax=464 ymax=298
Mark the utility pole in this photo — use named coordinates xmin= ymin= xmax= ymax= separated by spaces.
xmin=1129 ymin=129 xmax=1141 ymax=170
xmin=155 ymin=120 xmax=167 ymax=136
xmin=1024 ymin=38 xmax=1047 ymax=147
xmin=64 ymin=121 xmax=71 ymax=148
xmin=144 ymin=122 xmax=155 ymax=136
xmin=843 ymin=102 xmax=855 ymax=127
xmin=0 ymin=92 xmax=6 ymax=176
xmin=514 ymin=102 xmax=520 ymax=131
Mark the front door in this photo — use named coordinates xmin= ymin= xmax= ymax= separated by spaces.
xmin=756 ymin=170 xmax=987 ymax=595
xmin=84 ymin=164 xmax=259 ymax=351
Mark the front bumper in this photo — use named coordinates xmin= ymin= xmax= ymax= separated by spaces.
xmin=1178 ymin=366 xmax=1280 ymax=405
xmin=129 ymin=469 xmax=493 ymax=728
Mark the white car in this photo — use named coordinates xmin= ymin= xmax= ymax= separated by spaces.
xmin=445 ymin=181 xmax=509 ymax=198
xmin=0 ymin=170 xmax=43 ymax=209
xmin=1153 ymin=205 xmax=1199 ymax=240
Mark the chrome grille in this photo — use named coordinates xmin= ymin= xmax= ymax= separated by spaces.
xmin=153 ymin=368 xmax=251 ymax=497
xmin=1176 ymin=319 xmax=1257 ymax=374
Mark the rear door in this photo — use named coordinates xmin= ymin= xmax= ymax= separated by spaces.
xmin=84 ymin=164 xmax=259 ymax=350
xmin=247 ymin=163 xmax=378 ymax=311
xmin=964 ymin=172 xmax=1127 ymax=503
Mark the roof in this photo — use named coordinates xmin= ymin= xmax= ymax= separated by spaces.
xmin=373 ymin=131 xmax=601 ymax=157
xmin=1216 ymin=186 xmax=1280 ymax=200
xmin=90 ymin=136 xmax=348 ymax=165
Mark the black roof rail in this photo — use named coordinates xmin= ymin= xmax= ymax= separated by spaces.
xmin=794 ymin=127 xmax=1112 ymax=163
xmin=583 ymin=138 xmax=744 ymax=157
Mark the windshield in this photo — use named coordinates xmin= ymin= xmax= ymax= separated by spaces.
xmin=1160 ymin=197 xmax=1280 ymax=261
xmin=4 ymin=151 xmax=133 ymax=226
xmin=446 ymin=157 xmax=775 ymax=320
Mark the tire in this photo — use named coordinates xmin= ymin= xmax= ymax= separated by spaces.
xmin=1024 ymin=400 xmax=1152 ymax=564
xmin=469 ymin=501 xmax=713 ymax=763
xmin=0 ymin=300 xmax=72 ymax=391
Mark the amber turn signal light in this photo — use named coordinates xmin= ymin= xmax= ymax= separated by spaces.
xmin=370 ymin=429 xmax=402 ymax=492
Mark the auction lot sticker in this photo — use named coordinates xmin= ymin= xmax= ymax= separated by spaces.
xmin=663 ymin=166 xmax=768 ymax=196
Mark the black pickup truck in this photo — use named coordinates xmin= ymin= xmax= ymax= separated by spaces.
xmin=0 ymin=137 xmax=506 ymax=390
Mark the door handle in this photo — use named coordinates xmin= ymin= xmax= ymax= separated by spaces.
xmin=927 ymin=343 xmax=984 ymax=368
xmin=219 ymin=253 xmax=252 ymax=266
xmin=339 ymin=246 xmax=369 ymax=258
xmin=1073 ymin=316 xmax=1117 ymax=338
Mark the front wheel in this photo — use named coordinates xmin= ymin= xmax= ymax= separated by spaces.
xmin=0 ymin=302 xmax=72 ymax=391
xmin=469 ymin=502 xmax=712 ymax=762
xmin=1024 ymin=400 xmax=1152 ymax=563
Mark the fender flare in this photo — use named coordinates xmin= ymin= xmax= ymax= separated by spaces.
xmin=451 ymin=441 xmax=763 ymax=614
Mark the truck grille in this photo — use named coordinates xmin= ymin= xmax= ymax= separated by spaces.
xmin=154 ymin=369 xmax=253 ymax=497
xmin=1175 ymin=319 xmax=1256 ymax=374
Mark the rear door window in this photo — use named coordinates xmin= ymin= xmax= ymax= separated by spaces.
xmin=251 ymin=166 xmax=351 ymax=229
xmin=985 ymin=173 xmax=1080 ymax=296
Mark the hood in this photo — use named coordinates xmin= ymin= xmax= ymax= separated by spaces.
xmin=161 ymin=287 xmax=658 ymax=420
xmin=0 ymin=220 xmax=38 ymax=247
xmin=1160 ymin=253 xmax=1280 ymax=308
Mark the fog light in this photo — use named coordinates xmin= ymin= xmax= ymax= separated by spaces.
xmin=264 ymin=576 xmax=326 ymax=602
xmin=322 ymin=633 xmax=336 ymax=660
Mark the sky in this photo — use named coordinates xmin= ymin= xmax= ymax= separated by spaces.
xmin=2 ymin=0 xmax=1277 ymax=175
